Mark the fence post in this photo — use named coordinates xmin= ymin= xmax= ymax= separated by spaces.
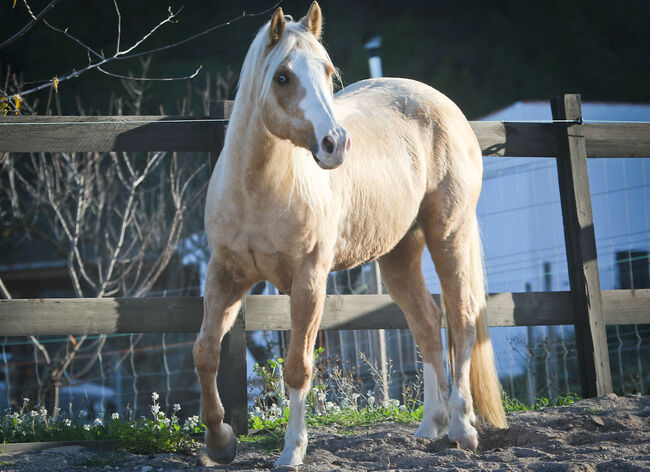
xmin=217 ymin=300 xmax=248 ymax=435
xmin=551 ymin=94 xmax=613 ymax=397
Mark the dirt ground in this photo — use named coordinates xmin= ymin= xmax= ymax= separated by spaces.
xmin=2 ymin=394 xmax=649 ymax=471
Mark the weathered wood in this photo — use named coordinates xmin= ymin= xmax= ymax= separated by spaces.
xmin=0 ymin=290 xmax=647 ymax=336
xmin=1 ymin=111 xmax=648 ymax=157
xmin=471 ymin=121 xmax=555 ymax=157
xmin=583 ymin=122 xmax=650 ymax=158
xmin=0 ymin=297 xmax=203 ymax=335
xmin=217 ymin=302 xmax=248 ymax=436
xmin=602 ymin=288 xmax=650 ymax=325
xmin=552 ymin=94 xmax=612 ymax=397
xmin=0 ymin=115 xmax=224 ymax=152
xmin=0 ymin=439 xmax=120 ymax=454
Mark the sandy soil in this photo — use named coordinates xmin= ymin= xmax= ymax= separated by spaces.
xmin=2 ymin=394 xmax=649 ymax=471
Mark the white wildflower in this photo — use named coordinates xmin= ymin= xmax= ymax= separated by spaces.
xmin=162 ymin=418 xmax=170 ymax=426
xmin=94 ymin=418 xmax=103 ymax=426
xmin=83 ymin=424 xmax=91 ymax=431
xmin=172 ymin=404 xmax=181 ymax=412
xmin=111 ymin=412 xmax=120 ymax=420
xmin=29 ymin=410 xmax=38 ymax=418
xmin=63 ymin=419 xmax=72 ymax=427
xmin=317 ymin=391 xmax=326 ymax=402
xmin=183 ymin=415 xmax=200 ymax=431
xmin=151 ymin=404 xmax=160 ymax=415
xmin=79 ymin=409 xmax=88 ymax=418
xmin=389 ymin=399 xmax=400 ymax=408
xmin=151 ymin=392 xmax=159 ymax=401
xmin=367 ymin=395 xmax=376 ymax=406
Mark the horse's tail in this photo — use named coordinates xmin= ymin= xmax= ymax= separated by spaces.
xmin=465 ymin=216 xmax=507 ymax=429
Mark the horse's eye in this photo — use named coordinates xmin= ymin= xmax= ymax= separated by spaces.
xmin=276 ymin=74 xmax=289 ymax=85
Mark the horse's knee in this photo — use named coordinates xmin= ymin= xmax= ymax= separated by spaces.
xmin=284 ymin=356 xmax=312 ymax=391
xmin=193 ymin=335 xmax=221 ymax=373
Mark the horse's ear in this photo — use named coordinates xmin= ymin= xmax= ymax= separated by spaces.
xmin=300 ymin=1 xmax=322 ymax=39
xmin=268 ymin=7 xmax=286 ymax=47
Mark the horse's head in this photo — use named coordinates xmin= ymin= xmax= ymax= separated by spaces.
xmin=244 ymin=2 xmax=350 ymax=169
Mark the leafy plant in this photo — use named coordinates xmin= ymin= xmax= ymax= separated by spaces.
xmin=502 ymin=392 xmax=580 ymax=413
xmin=0 ymin=394 xmax=204 ymax=455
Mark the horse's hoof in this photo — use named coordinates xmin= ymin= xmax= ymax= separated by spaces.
xmin=201 ymin=432 xmax=238 ymax=465
xmin=449 ymin=433 xmax=478 ymax=451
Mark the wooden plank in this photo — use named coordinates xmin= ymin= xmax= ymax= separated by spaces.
xmin=2 ymin=110 xmax=647 ymax=158
xmin=244 ymin=292 xmax=580 ymax=330
xmin=602 ymin=289 xmax=650 ymax=325
xmin=217 ymin=303 xmax=248 ymax=436
xmin=583 ymin=122 xmax=650 ymax=158
xmin=471 ymin=121 xmax=555 ymax=157
xmin=0 ymin=297 xmax=204 ymax=335
xmin=0 ymin=115 xmax=221 ymax=152
xmin=0 ymin=439 xmax=119 ymax=454
xmin=551 ymin=93 xmax=613 ymax=397
xmin=0 ymin=290 xmax=647 ymax=336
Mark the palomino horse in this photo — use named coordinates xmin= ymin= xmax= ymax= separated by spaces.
xmin=194 ymin=2 xmax=507 ymax=466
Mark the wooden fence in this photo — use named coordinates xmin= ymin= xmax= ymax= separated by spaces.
xmin=1 ymin=94 xmax=650 ymax=435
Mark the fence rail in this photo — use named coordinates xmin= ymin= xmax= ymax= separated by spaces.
xmin=2 ymin=94 xmax=650 ymax=435
xmin=2 ymin=114 xmax=649 ymax=158
xmin=1 ymin=290 xmax=649 ymax=336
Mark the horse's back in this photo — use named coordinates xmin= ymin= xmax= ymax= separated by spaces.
xmin=336 ymin=78 xmax=470 ymax=129
xmin=335 ymin=77 xmax=481 ymax=169
xmin=329 ymin=78 xmax=483 ymax=270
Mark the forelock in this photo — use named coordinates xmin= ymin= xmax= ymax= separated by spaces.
xmin=237 ymin=19 xmax=335 ymax=103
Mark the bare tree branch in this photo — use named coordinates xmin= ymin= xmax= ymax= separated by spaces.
xmin=0 ymin=0 xmax=61 ymax=50
xmin=0 ymin=1 xmax=283 ymax=100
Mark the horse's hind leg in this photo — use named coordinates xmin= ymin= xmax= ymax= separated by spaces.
xmin=193 ymin=258 xmax=252 ymax=464
xmin=424 ymin=216 xmax=480 ymax=450
xmin=378 ymin=227 xmax=450 ymax=439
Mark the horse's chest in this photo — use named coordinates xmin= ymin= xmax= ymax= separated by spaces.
xmin=208 ymin=204 xmax=315 ymax=290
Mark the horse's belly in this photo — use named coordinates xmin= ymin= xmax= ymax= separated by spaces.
xmin=332 ymin=207 xmax=418 ymax=271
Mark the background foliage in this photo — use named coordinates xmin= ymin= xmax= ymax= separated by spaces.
xmin=2 ymin=0 xmax=649 ymax=117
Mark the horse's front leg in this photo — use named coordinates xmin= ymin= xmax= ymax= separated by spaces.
xmin=193 ymin=258 xmax=252 ymax=464
xmin=275 ymin=262 xmax=329 ymax=467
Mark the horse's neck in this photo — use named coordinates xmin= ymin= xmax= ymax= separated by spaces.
xmin=221 ymin=101 xmax=294 ymax=198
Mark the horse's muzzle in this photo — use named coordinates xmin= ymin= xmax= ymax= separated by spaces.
xmin=314 ymin=128 xmax=350 ymax=169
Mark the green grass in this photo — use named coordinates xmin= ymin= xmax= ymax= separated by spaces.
xmin=241 ymin=354 xmax=582 ymax=449
xmin=241 ymin=392 xmax=581 ymax=448
xmin=0 ymin=395 xmax=204 ymax=455
xmin=1 ymin=351 xmax=582 ymax=456
xmin=503 ymin=393 xmax=581 ymax=413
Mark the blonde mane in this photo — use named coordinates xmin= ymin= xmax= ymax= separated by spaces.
xmin=230 ymin=18 xmax=337 ymax=228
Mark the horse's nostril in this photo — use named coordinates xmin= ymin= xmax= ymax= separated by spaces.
xmin=322 ymin=136 xmax=335 ymax=155
xmin=344 ymin=134 xmax=351 ymax=152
